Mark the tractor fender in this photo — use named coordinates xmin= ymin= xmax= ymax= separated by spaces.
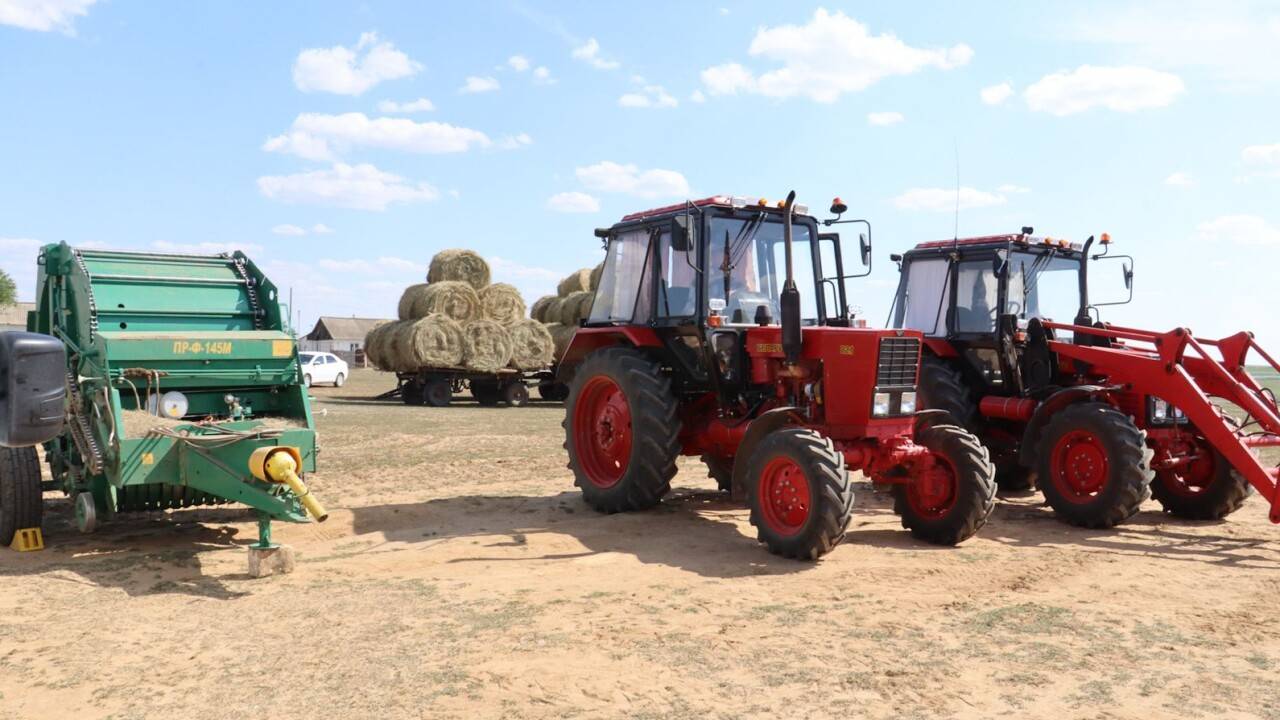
xmin=1017 ymin=384 xmax=1115 ymax=468
xmin=555 ymin=326 xmax=663 ymax=383
xmin=730 ymin=406 xmax=806 ymax=501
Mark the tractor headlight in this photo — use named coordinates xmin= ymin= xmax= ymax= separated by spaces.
xmin=873 ymin=392 xmax=892 ymax=417
xmin=1151 ymin=398 xmax=1168 ymax=421
xmin=900 ymin=391 xmax=917 ymax=415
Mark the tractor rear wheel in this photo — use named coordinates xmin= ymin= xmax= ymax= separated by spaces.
xmin=746 ymin=428 xmax=853 ymax=560
xmin=564 ymin=348 xmax=680 ymax=512
xmin=894 ymin=424 xmax=996 ymax=545
xmin=918 ymin=356 xmax=976 ymax=428
xmin=700 ymin=454 xmax=734 ymax=493
xmin=0 ymin=447 xmax=43 ymax=547
xmin=1151 ymin=439 xmax=1252 ymax=519
xmin=1036 ymin=402 xmax=1153 ymax=528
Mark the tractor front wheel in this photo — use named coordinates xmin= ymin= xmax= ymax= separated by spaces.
xmin=1151 ymin=439 xmax=1251 ymax=519
xmin=1036 ymin=402 xmax=1153 ymax=528
xmin=746 ymin=428 xmax=853 ymax=560
xmin=894 ymin=424 xmax=996 ymax=545
xmin=0 ymin=447 xmax=43 ymax=547
xmin=564 ymin=349 xmax=680 ymax=512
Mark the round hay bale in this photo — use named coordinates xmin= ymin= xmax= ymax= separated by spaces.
xmin=546 ymin=323 xmax=576 ymax=360
xmin=394 ymin=314 xmax=464 ymax=369
xmin=557 ymin=268 xmax=593 ymax=297
xmin=540 ymin=297 xmax=564 ymax=325
xmin=558 ymin=290 xmax=592 ymax=326
xmin=508 ymin=319 xmax=554 ymax=370
xmin=413 ymin=281 xmax=480 ymax=322
xmin=589 ymin=261 xmax=604 ymax=291
xmin=383 ymin=321 xmax=415 ymax=371
xmin=428 ymin=249 xmax=491 ymax=289
xmin=397 ymin=283 xmax=430 ymax=320
xmin=461 ymin=319 xmax=514 ymax=373
xmin=529 ymin=295 xmax=556 ymax=322
xmin=364 ymin=323 xmax=395 ymax=370
xmin=478 ymin=283 xmax=527 ymax=325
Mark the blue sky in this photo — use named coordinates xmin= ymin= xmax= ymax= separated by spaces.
xmin=2 ymin=1 xmax=1278 ymax=349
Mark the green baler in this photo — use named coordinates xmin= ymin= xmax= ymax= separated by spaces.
xmin=27 ymin=243 xmax=326 ymax=564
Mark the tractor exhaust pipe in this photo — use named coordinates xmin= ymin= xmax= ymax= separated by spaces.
xmin=1074 ymin=235 xmax=1095 ymax=327
xmin=780 ymin=190 xmax=801 ymax=363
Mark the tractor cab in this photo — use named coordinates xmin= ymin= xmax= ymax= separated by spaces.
xmin=889 ymin=231 xmax=1133 ymax=395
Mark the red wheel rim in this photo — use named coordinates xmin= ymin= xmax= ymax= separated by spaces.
xmin=1158 ymin=438 xmax=1216 ymax=498
xmin=757 ymin=456 xmax=811 ymax=536
xmin=572 ymin=376 xmax=632 ymax=488
xmin=1049 ymin=429 xmax=1110 ymax=503
xmin=907 ymin=454 xmax=959 ymax=519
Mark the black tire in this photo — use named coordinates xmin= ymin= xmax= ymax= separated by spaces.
xmin=402 ymin=381 xmax=426 ymax=406
xmin=0 ymin=446 xmax=43 ymax=547
xmin=471 ymin=380 xmax=501 ymax=407
xmin=1036 ymin=402 xmax=1153 ymax=528
xmin=334 ymin=372 xmax=345 ymax=388
xmin=893 ymin=424 xmax=996 ymax=545
xmin=423 ymin=379 xmax=452 ymax=407
xmin=564 ymin=348 xmax=680 ymax=512
xmin=918 ymin=356 xmax=976 ymax=427
xmin=700 ymin=454 xmax=734 ymax=493
xmin=746 ymin=428 xmax=853 ymax=560
xmin=538 ymin=382 xmax=569 ymax=402
xmin=1151 ymin=443 xmax=1252 ymax=520
xmin=503 ymin=382 xmax=530 ymax=407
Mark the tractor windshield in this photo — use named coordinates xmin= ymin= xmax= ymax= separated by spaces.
xmin=706 ymin=215 xmax=818 ymax=325
xmin=1008 ymin=251 xmax=1080 ymax=324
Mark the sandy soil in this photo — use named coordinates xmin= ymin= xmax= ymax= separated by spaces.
xmin=2 ymin=369 xmax=1279 ymax=720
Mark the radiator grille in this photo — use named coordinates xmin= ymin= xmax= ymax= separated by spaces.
xmin=876 ymin=337 xmax=920 ymax=388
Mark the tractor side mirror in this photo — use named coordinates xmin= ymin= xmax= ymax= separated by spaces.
xmin=859 ymin=233 xmax=871 ymax=267
xmin=1123 ymin=261 xmax=1133 ymax=290
xmin=670 ymin=215 xmax=691 ymax=251
xmin=0 ymin=332 xmax=67 ymax=447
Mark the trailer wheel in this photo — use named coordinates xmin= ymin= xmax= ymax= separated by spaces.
xmin=538 ymin=382 xmax=569 ymax=402
xmin=700 ymin=454 xmax=733 ymax=493
xmin=503 ymin=383 xmax=530 ymax=407
xmin=402 ymin=380 xmax=426 ymax=406
xmin=1151 ymin=439 xmax=1252 ymax=520
xmin=893 ymin=424 xmax=996 ymax=545
xmin=0 ymin=447 xmax=43 ymax=547
xmin=746 ymin=428 xmax=853 ymax=560
xmin=1036 ymin=402 xmax=1153 ymax=528
xmin=564 ymin=348 xmax=679 ymax=512
xmin=471 ymin=380 xmax=501 ymax=407
xmin=423 ymin=379 xmax=452 ymax=407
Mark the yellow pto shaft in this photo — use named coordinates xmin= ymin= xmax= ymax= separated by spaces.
xmin=248 ymin=447 xmax=329 ymax=522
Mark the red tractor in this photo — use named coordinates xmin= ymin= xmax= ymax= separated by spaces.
xmin=890 ymin=231 xmax=1280 ymax=528
xmin=557 ymin=192 xmax=997 ymax=560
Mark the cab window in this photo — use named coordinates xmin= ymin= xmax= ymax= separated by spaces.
xmin=589 ymin=228 xmax=652 ymax=323
xmin=954 ymin=260 xmax=999 ymax=334
xmin=895 ymin=258 xmax=950 ymax=336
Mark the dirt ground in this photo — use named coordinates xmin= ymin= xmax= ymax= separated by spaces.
xmin=3 ymin=369 xmax=1279 ymax=720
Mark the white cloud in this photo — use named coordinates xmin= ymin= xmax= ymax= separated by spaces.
xmin=996 ymin=184 xmax=1030 ymax=194
xmin=980 ymin=82 xmax=1014 ymax=105
xmin=547 ymin=191 xmax=601 ymax=213
xmin=272 ymin=224 xmax=308 ymax=236
xmin=1023 ymin=65 xmax=1184 ymax=115
xmin=312 ymin=223 xmax=335 ymax=234
xmin=496 ymin=133 xmax=533 ymax=150
xmin=719 ymin=7 xmax=730 ymax=16
xmin=263 ymin=113 xmax=491 ymax=159
xmin=572 ymin=38 xmax=619 ymax=70
xmin=892 ymin=187 xmax=1008 ymax=212
xmin=618 ymin=84 xmax=677 ymax=109
xmin=1197 ymin=215 xmax=1280 ymax=246
xmin=152 ymin=240 xmax=265 ymax=256
xmin=1164 ymin=171 xmax=1194 ymax=187
xmin=690 ymin=89 xmax=706 ymax=103
xmin=508 ymin=55 xmax=530 ymax=72
xmin=257 ymin=163 xmax=439 ymax=211
xmin=867 ymin=111 xmax=904 ymax=126
xmin=487 ymin=256 xmax=566 ymax=302
xmin=700 ymin=9 xmax=972 ymax=103
xmin=459 ymin=75 xmax=500 ymax=94
xmin=0 ymin=0 xmax=96 ymax=34
xmin=1242 ymin=143 xmax=1280 ymax=167
xmin=292 ymin=32 xmax=422 ymax=96
xmin=576 ymin=161 xmax=689 ymax=199
xmin=376 ymin=97 xmax=435 ymax=113
xmin=532 ymin=66 xmax=553 ymax=83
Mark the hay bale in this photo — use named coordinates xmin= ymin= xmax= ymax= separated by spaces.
xmin=411 ymin=281 xmax=480 ymax=322
xmin=540 ymin=297 xmax=564 ymax=325
xmin=461 ymin=319 xmax=514 ymax=372
xmin=529 ymin=295 xmax=556 ymax=322
xmin=589 ymin=261 xmax=604 ymax=291
xmin=428 ymin=249 xmax=491 ymax=289
xmin=558 ymin=290 xmax=592 ymax=326
xmin=557 ymin=268 xmax=594 ymax=297
xmin=546 ymin=323 xmax=576 ymax=360
xmin=508 ymin=319 xmax=554 ymax=370
xmin=478 ymin=283 xmax=527 ymax=325
xmin=364 ymin=323 xmax=395 ymax=370
xmin=393 ymin=315 xmax=464 ymax=370
xmin=397 ymin=283 xmax=430 ymax=320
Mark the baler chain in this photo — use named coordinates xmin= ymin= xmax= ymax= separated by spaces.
xmin=72 ymin=250 xmax=100 ymax=340
xmin=65 ymin=369 xmax=104 ymax=476
xmin=232 ymin=257 xmax=264 ymax=330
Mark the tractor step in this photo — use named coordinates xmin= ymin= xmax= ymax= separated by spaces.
xmin=9 ymin=528 xmax=44 ymax=552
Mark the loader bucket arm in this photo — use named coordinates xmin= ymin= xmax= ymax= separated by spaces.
xmin=1043 ymin=322 xmax=1280 ymax=522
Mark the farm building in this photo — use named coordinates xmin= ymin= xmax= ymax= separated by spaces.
xmin=0 ymin=301 xmax=35 ymax=332
xmin=301 ymin=316 xmax=391 ymax=364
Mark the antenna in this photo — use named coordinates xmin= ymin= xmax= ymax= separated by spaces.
xmin=952 ymin=140 xmax=961 ymax=249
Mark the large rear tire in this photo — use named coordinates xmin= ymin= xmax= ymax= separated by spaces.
xmin=746 ymin=428 xmax=853 ymax=560
xmin=0 ymin=447 xmax=43 ymax=547
xmin=1036 ymin=402 xmax=1152 ymax=528
xmin=1151 ymin=440 xmax=1252 ymax=520
xmin=564 ymin=349 xmax=680 ymax=512
xmin=894 ymin=424 xmax=996 ymax=545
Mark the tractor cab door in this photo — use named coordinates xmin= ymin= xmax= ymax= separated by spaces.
xmin=949 ymin=258 xmax=1009 ymax=390
xmin=652 ymin=221 xmax=707 ymax=383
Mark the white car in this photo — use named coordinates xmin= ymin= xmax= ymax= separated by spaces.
xmin=299 ymin=351 xmax=349 ymax=387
